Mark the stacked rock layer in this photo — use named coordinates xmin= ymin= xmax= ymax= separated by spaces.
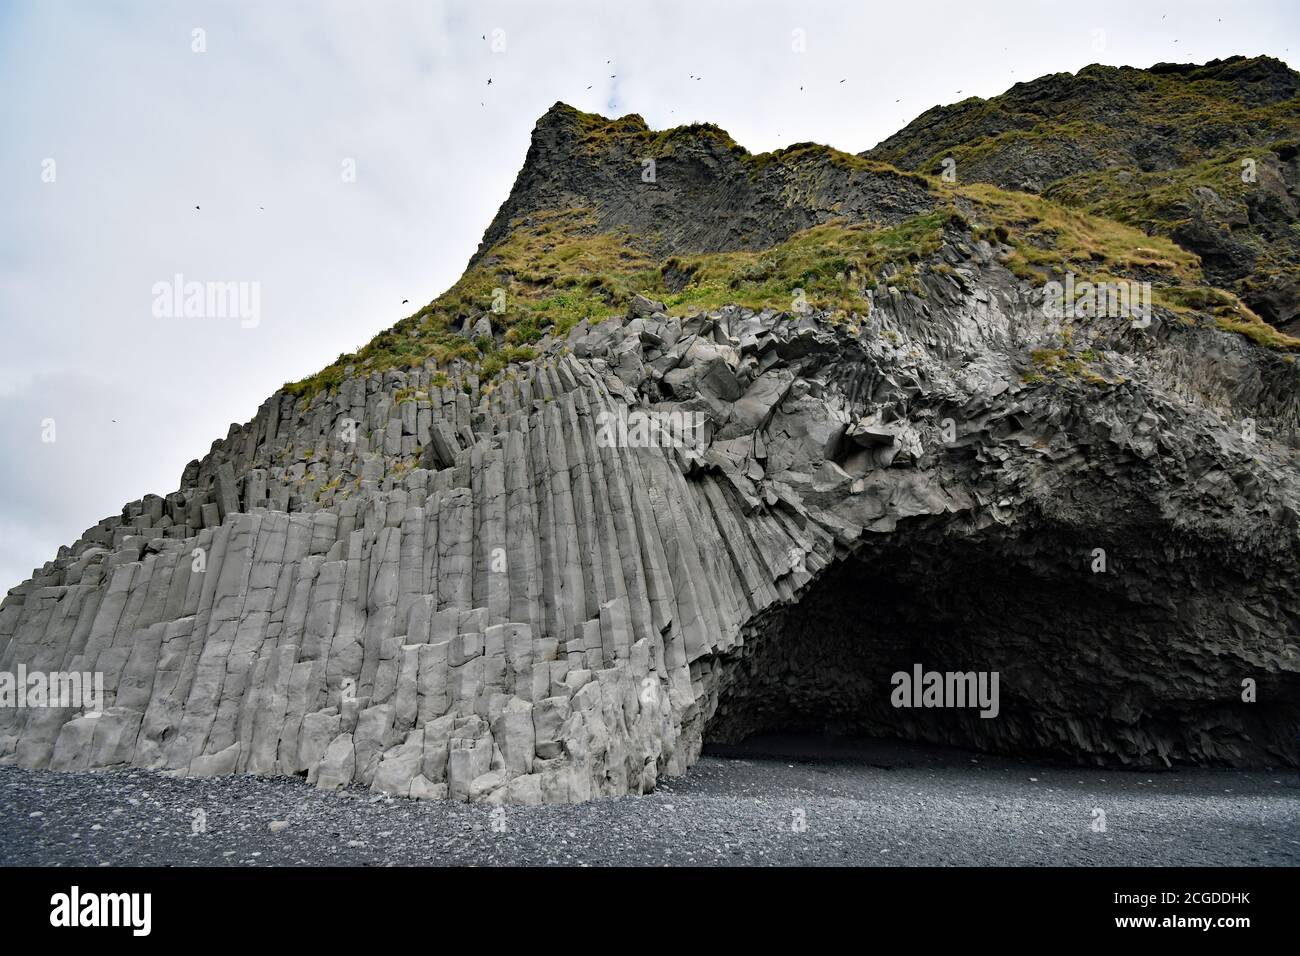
xmin=4 ymin=94 xmax=1300 ymax=803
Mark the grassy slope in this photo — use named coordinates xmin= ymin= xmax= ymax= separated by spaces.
xmin=285 ymin=104 xmax=1299 ymax=400
xmin=869 ymin=59 xmax=1299 ymax=177
xmin=866 ymin=58 xmax=1300 ymax=334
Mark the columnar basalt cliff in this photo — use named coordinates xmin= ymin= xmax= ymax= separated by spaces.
xmin=3 ymin=59 xmax=1299 ymax=803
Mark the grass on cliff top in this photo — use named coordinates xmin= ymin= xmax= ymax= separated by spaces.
xmin=661 ymin=210 xmax=953 ymax=312
xmin=872 ymin=57 xmax=1300 ymax=180
xmin=1044 ymin=148 xmax=1274 ymax=217
xmin=956 ymin=182 xmax=1299 ymax=350
xmin=1157 ymin=285 xmax=1300 ymax=351
xmin=443 ymin=209 xmax=661 ymax=337
xmin=1042 ymin=141 xmax=1300 ymax=245
xmin=282 ymin=209 xmax=641 ymax=397
xmin=1043 ymin=146 xmax=1300 ymax=338
xmin=955 ymin=182 xmax=1202 ymax=281
xmin=281 ymin=207 xmax=956 ymax=398
xmin=905 ymin=95 xmax=1297 ymax=183
xmin=573 ymin=108 xmax=749 ymax=159
xmin=569 ymin=104 xmax=932 ymax=188
xmin=282 ymin=161 xmax=1299 ymax=398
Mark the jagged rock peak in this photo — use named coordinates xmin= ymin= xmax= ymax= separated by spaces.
xmin=474 ymin=101 xmax=934 ymax=262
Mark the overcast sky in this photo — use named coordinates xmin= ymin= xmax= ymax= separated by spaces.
xmin=1 ymin=0 xmax=1297 ymax=590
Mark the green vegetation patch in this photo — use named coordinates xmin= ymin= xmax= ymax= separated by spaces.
xmin=282 ymin=113 xmax=1300 ymax=401
xmin=282 ymin=206 xmax=955 ymax=398
xmin=958 ymin=182 xmax=1201 ymax=282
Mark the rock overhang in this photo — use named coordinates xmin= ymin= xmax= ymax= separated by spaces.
xmin=3 ymin=75 xmax=1300 ymax=803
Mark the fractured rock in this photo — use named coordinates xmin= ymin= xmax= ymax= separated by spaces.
xmin=2 ymin=94 xmax=1298 ymax=809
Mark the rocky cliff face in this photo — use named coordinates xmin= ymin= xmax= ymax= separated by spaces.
xmin=473 ymin=105 xmax=935 ymax=262
xmin=864 ymin=56 xmax=1300 ymax=334
xmin=3 ymin=62 xmax=1299 ymax=804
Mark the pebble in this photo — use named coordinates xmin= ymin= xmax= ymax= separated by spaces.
xmin=0 ymin=745 xmax=1294 ymax=867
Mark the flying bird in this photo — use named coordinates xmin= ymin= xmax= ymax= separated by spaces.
xmin=487 ymin=78 xmax=492 ymax=85
xmin=194 ymin=205 xmax=200 ymax=210
xmin=839 ymin=78 xmax=846 ymax=83
xmin=402 ymin=299 xmax=409 ymax=305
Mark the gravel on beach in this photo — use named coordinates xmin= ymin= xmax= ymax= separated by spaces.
xmin=2 ymin=737 xmax=1295 ymax=867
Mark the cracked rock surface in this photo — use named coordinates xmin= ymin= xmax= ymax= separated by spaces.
xmin=3 ymin=99 xmax=1299 ymax=807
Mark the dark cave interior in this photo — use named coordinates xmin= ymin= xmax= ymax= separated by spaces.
xmin=700 ymin=530 xmax=1300 ymax=768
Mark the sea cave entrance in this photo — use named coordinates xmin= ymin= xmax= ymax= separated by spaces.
xmin=699 ymin=529 xmax=1298 ymax=767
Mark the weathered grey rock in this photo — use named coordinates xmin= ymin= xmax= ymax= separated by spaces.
xmin=409 ymin=774 xmax=447 ymax=801
xmin=468 ymin=316 xmax=493 ymax=341
xmin=629 ymin=293 xmax=667 ymax=318
xmin=490 ymin=697 xmax=536 ymax=774
xmin=446 ymin=720 xmax=492 ymax=801
xmin=370 ymin=729 xmax=425 ymax=797
xmin=312 ymin=734 xmax=355 ymax=790
xmin=2 ymin=104 xmax=1298 ymax=809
